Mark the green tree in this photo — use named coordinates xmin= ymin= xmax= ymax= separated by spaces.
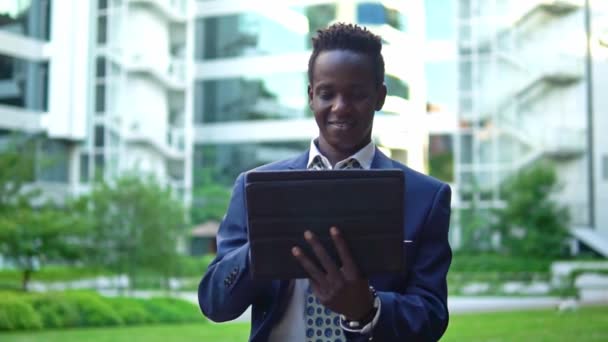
xmin=76 ymin=174 xmax=186 ymax=289
xmin=0 ymin=134 xmax=88 ymax=290
xmin=0 ymin=134 xmax=36 ymax=210
xmin=492 ymin=162 xmax=569 ymax=258
xmin=0 ymin=207 xmax=89 ymax=290
xmin=190 ymin=169 xmax=230 ymax=224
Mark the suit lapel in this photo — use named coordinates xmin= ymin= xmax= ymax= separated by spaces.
xmin=371 ymin=148 xmax=394 ymax=169
xmin=287 ymin=149 xmax=310 ymax=169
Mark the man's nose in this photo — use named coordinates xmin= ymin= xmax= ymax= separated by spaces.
xmin=332 ymin=95 xmax=350 ymax=113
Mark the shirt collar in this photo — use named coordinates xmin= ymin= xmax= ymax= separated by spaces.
xmin=307 ymin=139 xmax=375 ymax=170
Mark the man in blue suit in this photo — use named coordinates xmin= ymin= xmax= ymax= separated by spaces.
xmin=199 ymin=23 xmax=452 ymax=341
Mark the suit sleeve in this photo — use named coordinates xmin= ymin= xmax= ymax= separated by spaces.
xmin=349 ymin=183 xmax=452 ymax=342
xmin=198 ymin=173 xmax=271 ymax=322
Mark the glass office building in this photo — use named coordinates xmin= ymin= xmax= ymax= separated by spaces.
xmin=192 ymin=0 xmax=428 ymax=188
xmin=455 ymin=0 xmax=608 ymax=247
xmin=0 ymin=0 xmax=192 ymax=205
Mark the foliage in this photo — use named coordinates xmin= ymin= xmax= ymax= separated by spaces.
xmin=27 ymin=293 xmax=81 ymax=328
xmin=190 ymin=170 xmax=231 ymax=224
xmin=492 ymin=162 xmax=570 ymax=258
xmin=64 ymin=292 xmax=124 ymax=327
xmin=0 ymin=134 xmax=91 ymax=291
xmin=0 ymin=207 xmax=91 ymax=291
xmin=74 ymin=174 xmax=186 ymax=289
xmin=0 ymin=291 xmax=203 ymax=331
xmin=459 ymin=206 xmax=494 ymax=252
xmin=0 ymin=133 xmax=37 ymax=210
xmin=428 ymin=151 xmax=454 ymax=183
xmin=107 ymin=298 xmax=154 ymax=325
xmin=0 ymin=296 xmax=43 ymax=331
xmin=175 ymin=254 xmax=216 ymax=277
xmin=140 ymin=298 xmax=202 ymax=323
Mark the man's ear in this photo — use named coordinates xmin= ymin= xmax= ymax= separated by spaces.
xmin=375 ymin=84 xmax=387 ymax=111
xmin=307 ymin=84 xmax=313 ymax=109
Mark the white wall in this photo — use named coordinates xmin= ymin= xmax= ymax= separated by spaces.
xmin=47 ymin=0 xmax=92 ymax=140
xmin=123 ymin=144 xmax=168 ymax=183
xmin=126 ymin=76 xmax=169 ymax=146
xmin=594 ymin=61 xmax=608 ymax=233
xmin=553 ymin=157 xmax=590 ymax=226
xmin=126 ymin=7 xmax=170 ymax=71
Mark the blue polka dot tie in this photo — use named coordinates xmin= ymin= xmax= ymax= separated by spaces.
xmin=305 ymin=155 xmax=361 ymax=342
xmin=305 ymin=284 xmax=343 ymax=342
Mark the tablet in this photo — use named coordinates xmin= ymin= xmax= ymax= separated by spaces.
xmin=245 ymin=169 xmax=405 ymax=280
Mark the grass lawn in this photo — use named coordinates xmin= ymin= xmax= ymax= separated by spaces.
xmin=2 ymin=306 xmax=607 ymax=341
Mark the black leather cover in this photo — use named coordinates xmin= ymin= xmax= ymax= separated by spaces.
xmin=245 ymin=169 xmax=405 ymax=280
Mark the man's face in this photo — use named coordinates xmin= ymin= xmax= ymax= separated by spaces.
xmin=308 ymin=50 xmax=386 ymax=156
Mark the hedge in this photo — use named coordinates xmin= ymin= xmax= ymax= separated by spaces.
xmin=0 ymin=297 xmax=43 ymax=331
xmin=0 ymin=291 xmax=204 ymax=331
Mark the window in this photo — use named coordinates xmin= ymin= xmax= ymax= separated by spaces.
xmin=94 ymin=125 xmax=105 ymax=148
xmin=0 ymin=54 xmax=48 ymax=111
xmin=0 ymin=0 xmax=51 ymax=40
xmin=194 ymin=142 xmax=309 ymax=186
xmin=96 ymin=57 xmax=106 ymax=78
xmin=603 ymin=155 xmax=608 ymax=181
xmin=94 ymin=153 xmax=105 ymax=180
xmin=194 ymin=73 xmax=309 ymax=123
xmin=95 ymin=84 xmax=105 ymax=112
xmin=97 ymin=15 xmax=107 ymax=44
xmin=195 ymin=5 xmax=336 ymax=60
xmin=80 ymin=154 xmax=89 ymax=183
xmin=357 ymin=3 xmax=407 ymax=31
xmin=37 ymin=139 xmax=69 ymax=183
xmin=385 ymin=75 xmax=409 ymax=99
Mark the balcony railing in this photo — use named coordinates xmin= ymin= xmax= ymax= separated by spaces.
xmin=129 ymin=0 xmax=187 ymax=21
xmin=167 ymin=126 xmax=185 ymax=152
xmin=128 ymin=54 xmax=186 ymax=89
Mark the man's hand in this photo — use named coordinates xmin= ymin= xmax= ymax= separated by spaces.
xmin=292 ymin=226 xmax=374 ymax=320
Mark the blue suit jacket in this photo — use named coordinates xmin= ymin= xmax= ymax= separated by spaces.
xmin=198 ymin=148 xmax=452 ymax=341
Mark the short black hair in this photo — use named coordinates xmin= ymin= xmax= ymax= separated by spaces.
xmin=308 ymin=23 xmax=385 ymax=87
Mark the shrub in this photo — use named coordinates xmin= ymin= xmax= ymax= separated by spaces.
xmin=0 ymin=291 xmax=203 ymax=330
xmin=26 ymin=293 xmax=80 ymax=328
xmin=141 ymin=297 xmax=202 ymax=323
xmin=0 ymin=297 xmax=43 ymax=331
xmin=65 ymin=292 xmax=123 ymax=327
xmin=107 ymin=297 xmax=154 ymax=325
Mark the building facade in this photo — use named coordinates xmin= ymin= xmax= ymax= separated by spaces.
xmin=455 ymin=0 xmax=608 ymax=249
xmin=192 ymin=0 xmax=429 ymax=189
xmin=0 ymin=0 xmax=193 ymax=205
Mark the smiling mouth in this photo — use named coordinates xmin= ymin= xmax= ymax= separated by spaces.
xmin=328 ymin=121 xmax=355 ymax=129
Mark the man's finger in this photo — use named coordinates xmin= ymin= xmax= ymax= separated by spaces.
xmin=292 ymin=246 xmax=327 ymax=285
xmin=330 ymin=226 xmax=361 ymax=278
xmin=304 ymin=230 xmax=341 ymax=277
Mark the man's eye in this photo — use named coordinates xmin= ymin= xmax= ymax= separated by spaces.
xmin=318 ymin=92 xmax=333 ymax=100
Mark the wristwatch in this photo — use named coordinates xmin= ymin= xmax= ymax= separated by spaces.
xmin=340 ymin=286 xmax=381 ymax=334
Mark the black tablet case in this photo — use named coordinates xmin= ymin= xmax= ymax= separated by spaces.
xmin=245 ymin=169 xmax=405 ymax=280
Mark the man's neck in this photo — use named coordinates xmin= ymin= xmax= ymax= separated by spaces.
xmin=316 ymin=138 xmax=371 ymax=167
